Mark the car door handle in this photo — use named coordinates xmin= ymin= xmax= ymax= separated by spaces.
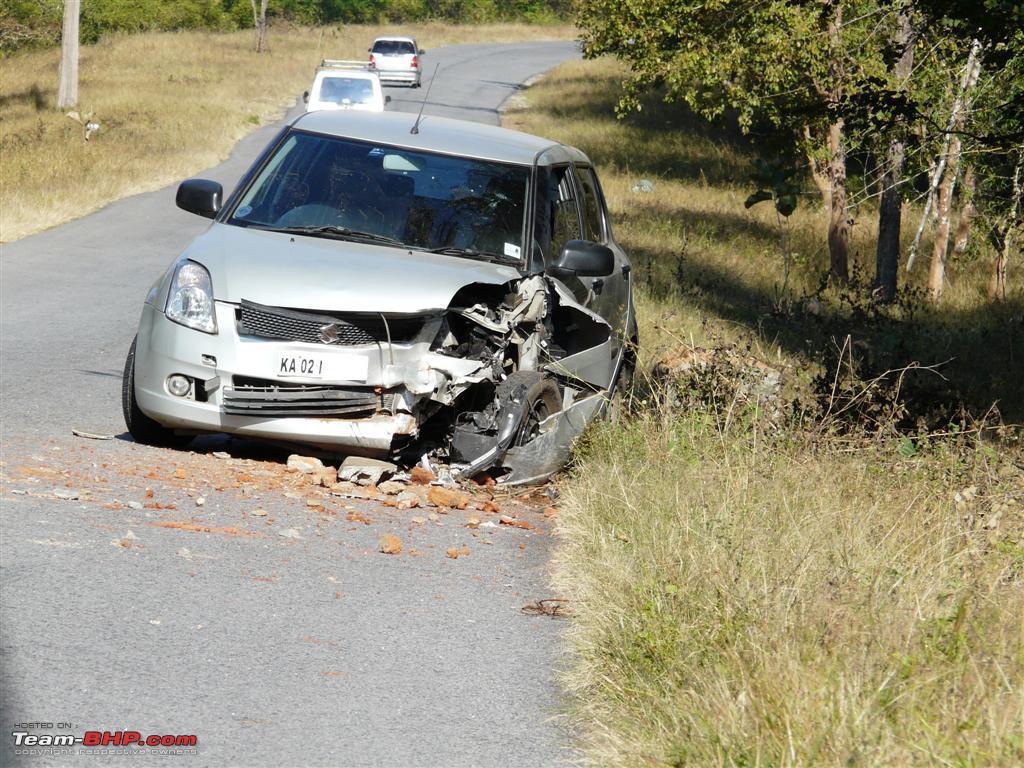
xmin=592 ymin=278 xmax=604 ymax=295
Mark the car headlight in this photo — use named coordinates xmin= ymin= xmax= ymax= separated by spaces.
xmin=165 ymin=260 xmax=217 ymax=334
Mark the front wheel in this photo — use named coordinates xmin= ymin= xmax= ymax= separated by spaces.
xmin=122 ymin=336 xmax=192 ymax=449
xmin=496 ymin=370 xmax=562 ymax=447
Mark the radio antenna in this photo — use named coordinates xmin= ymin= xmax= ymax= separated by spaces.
xmin=410 ymin=64 xmax=439 ymax=135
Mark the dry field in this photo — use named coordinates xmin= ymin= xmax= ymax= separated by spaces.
xmin=505 ymin=59 xmax=1024 ymax=767
xmin=0 ymin=22 xmax=574 ymax=242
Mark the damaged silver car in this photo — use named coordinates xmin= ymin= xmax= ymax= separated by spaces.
xmin=123 ymin=110 xmax=636 ymax=483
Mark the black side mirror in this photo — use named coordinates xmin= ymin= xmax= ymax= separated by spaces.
xmin=303 ymin=90 xmax=309 ymax=104
xmin=419 ymin=48 xmax=426 ymax=55
xmin=176 ymin=179 xmax=223 ymax=219
xmin=549 ymin=240 xmax=614 ymax=278
xmin=385 ymin=95 xmax=391 ymax=104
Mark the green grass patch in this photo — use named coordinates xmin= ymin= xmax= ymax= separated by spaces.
xmin=506 ymin=58 xmax=1024 ymax=767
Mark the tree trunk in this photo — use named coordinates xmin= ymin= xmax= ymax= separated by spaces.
xmin=927 ymin=42 xmax=982 ymax=301
xmin=56 ymin=0 xmax=80 ymax=110
xmin=873 ymin=0 xmax=915 ymax=301
xmin=927 ymin=137 xmax=962 ymax=300
xmin=875 ymin=140 xmax=904 ymax=300
xmin=990 ymin=158 xmax=1023 ymax=300
xmin=251 ymin=0 xmax=269 ymax=53
xmin=909 ymin=38 xmax=978 ymax=280
xmin=952 ymin=165 xmax=976 ymax=258
xmin=825 ymin=0 xmax=848 ymax=284
xmin=827 ymin=117 xmax=849 ymax=283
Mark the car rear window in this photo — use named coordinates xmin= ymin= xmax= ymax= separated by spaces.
xmin=372 ymin=40 xmax=415 ymax=54
xmin=317 ymin=76 xmax=375 ymax=105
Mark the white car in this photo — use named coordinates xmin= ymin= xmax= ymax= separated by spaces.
xmin=124 ymin=111 xmax=637 ymax=484
xmin=368 ymin=36 xmax=422 ymax=87
xmin=304 ymin=62 xmax=389 ymax=112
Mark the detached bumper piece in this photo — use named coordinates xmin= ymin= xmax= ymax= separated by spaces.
xmin=222 ymin=377 xmax=389 ymax=418
xmin=238 ymin=299 xmax=427 ymax=345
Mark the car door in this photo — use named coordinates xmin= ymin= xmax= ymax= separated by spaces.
xmin=571 ymin=163 xmax=629 ymax=342
xmin=536 ymin=163 xmax=621 ymax=389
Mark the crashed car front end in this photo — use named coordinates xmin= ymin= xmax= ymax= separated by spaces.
xmin=134 ymin=264 xmax=618 ymax=483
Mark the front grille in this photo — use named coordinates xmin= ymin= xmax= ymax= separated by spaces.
xmin=223 ymin=377 xmax=394 ymax=418
xmin=238 ymin=299 xmax=429 ymax=346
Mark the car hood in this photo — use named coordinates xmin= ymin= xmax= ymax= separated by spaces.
xmin=183 ymin=223 xmax=522 ymax=313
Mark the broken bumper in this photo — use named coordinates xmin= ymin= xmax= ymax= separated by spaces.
xmin=133 ymin=302 xmax=469 ymax=453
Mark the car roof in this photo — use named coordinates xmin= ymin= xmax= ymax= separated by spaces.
xmin=291 ymin=110 xmax=585 ymax=166
xmin=316 ymin=70 xmax=378 ymax=81
xmin=373 ymin=36 xmax=415 ymax=43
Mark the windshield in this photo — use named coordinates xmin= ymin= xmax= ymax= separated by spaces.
xmin=229 ymin=131 xmax=530 ymax=261
xmin=317 ymin=76 xmax=375 ymax=105
xmin=372 ymin=40 xmax=415 ymax=54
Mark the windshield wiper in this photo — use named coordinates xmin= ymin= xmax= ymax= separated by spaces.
xmin=269 ymin=225 xmax=405 ymax=247
xmin=423 ymin=245 xmax=511 ymax=262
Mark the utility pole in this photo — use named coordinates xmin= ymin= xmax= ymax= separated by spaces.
xmin=57 ymin=0 xmax=80 ymax=110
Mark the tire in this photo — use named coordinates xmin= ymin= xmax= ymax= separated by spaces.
xmin=496 ymin=371 xmax=562 ymax=447
xmin=122 ymin=336 xmax=192 ymax=449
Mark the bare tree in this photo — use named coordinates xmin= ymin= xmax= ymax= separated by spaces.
xmin=927 ymin=41 xmax=983 ymax=301
xmin=250 ymin=0 xmax=269 ymax=53
xmin=905 ymin=39 xmax=982 ymax=282
xmin=56 ymin=0 xmax=80 ymax=110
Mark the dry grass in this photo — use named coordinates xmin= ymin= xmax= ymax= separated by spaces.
xmin=505 ymin=58 xmax=1024 ymax=766
xmin=0 ymin=22 xmax=575 ymax=242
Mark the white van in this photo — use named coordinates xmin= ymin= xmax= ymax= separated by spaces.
xmin=304 ymin=62 xmax=389 ymax=112
xmin=368 ymin=36 xmax=423 ymax=87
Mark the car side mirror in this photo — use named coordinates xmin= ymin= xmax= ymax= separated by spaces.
xmin=303 ymin=90 xmax=309 ymax=104
xmin=176 ymin=179 xmax=223 ymax=219
xmin=549 ymin=240 xmax=615 ymax=278
xmin=385 ymin=95 xmax=391 ymax=104
xmin=419 ymin=48 xmax=426 ymax=55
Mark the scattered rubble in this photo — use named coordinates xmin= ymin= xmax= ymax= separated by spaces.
xmin=338 ymin=456 xmax=396 ymax=486
xmin=287 ymin=454 xmax=324 ymax=474
xmin=378 ymin=534 xmax=402 ymax=555
xmin=428 ymin=487 xmax=469 ymax=510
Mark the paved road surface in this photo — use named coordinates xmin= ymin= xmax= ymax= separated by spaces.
xmin=1 ymin=40 xmax=579 ymax=767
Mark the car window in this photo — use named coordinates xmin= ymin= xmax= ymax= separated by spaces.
xmin=372 ymin=40 xmax=415 ymax=55
xmin=538 ymin=165 xmax=581 ymax=263
xmin=318 ymin=77 xmax=375 ymax=105
xmin=572 ymin=166 xmax=604 ymax=243
xmin=229 ymin=131 xmax=530 ymax=261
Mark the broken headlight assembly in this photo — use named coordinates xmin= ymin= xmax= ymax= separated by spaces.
xmin=165 ymin=260 xmax=217 ymax=334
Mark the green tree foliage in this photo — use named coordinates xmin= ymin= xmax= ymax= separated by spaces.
xmin=577 ymin=0 xmax=1024 ymax=299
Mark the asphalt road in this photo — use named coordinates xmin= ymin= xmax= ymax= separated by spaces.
xmin=1 ymin=40 xmax=580 ymax=767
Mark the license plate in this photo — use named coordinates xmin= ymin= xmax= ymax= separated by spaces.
xmin=276 ymin=353 xmax=368 ymax=381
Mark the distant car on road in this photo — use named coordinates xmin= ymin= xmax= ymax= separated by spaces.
xmin=368 ymin=36 xmax=423 ymax=88
xmin=123 ymin=110 xmax=636 ymax=484
xmin=304 ymin=61 xmax=389 ymax=112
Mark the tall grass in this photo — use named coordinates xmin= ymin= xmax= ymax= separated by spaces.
xmin=505 ymin=58 xmax=1024 ymax=766
xmin=0 ymin=22 xmax=575 ymax=242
